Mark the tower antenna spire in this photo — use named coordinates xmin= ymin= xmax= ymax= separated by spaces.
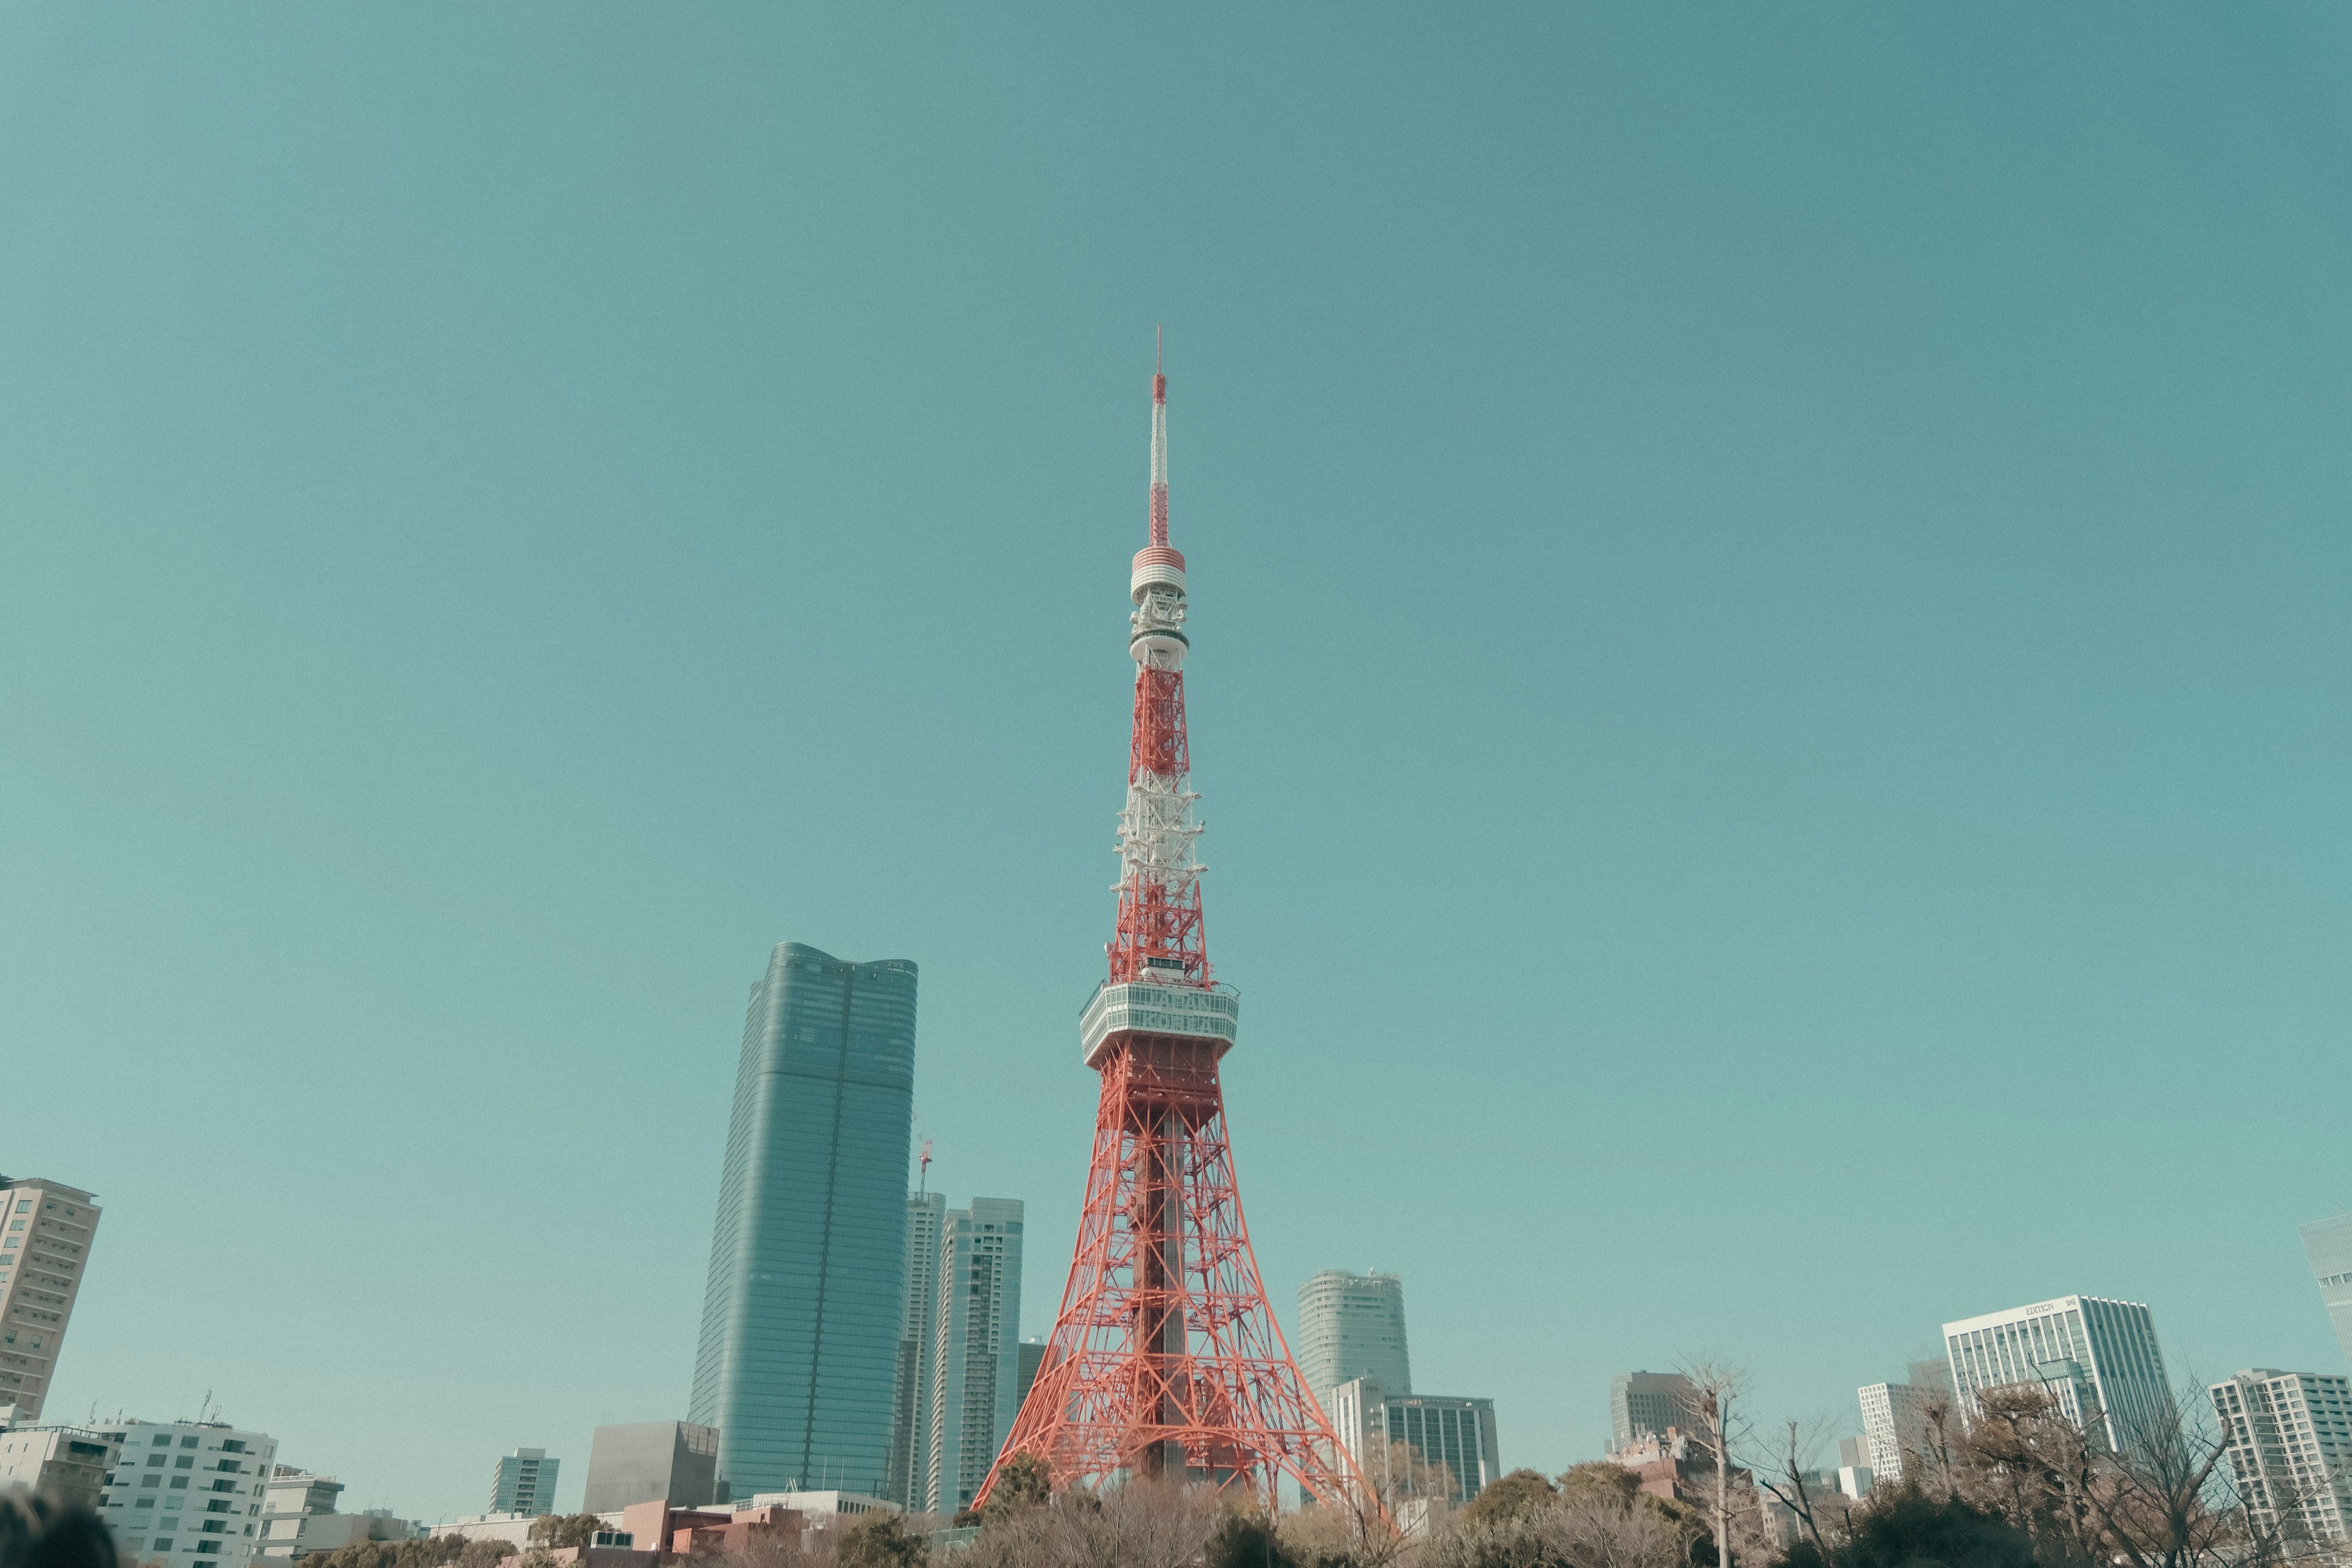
xmin=1150 ymin=331 xmax=1169 ymax=547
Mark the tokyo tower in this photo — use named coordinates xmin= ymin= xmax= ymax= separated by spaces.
xmin=976 ymin=344 xmax=1368 ymax=1512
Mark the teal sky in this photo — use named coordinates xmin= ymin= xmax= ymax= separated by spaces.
xmin=5 ymin=2 xmax=2349 ymax=1525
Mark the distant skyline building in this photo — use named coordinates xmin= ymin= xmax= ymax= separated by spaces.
xmin=99 ymin=1419 xmax=276 ymax=1568
xmin=884 ymin=1193 xmax=947 ymax=1509
xmin=583 ymin=1423 xmax=719 ymax=1512
xmin=1610 ymin=1371 xmax=1700 ymax=1453
xmin=690 ymin=942 xmax=919 ymax=1501
xmin=0 ymin=1175 xmax=101 ymax=1423
xmin=1014 ymin=1341 xmax=1047 ymax=1414
xmin=1296 ymin=1272 xmax=1411 ymax=1409
xmin=924 ymin=1198 xmax=1023 ymax=1516
xmin=1858 ymin=1379 xmax=1939 ymax=1485
xmin=490 ymin=1449 xmax=557 ymax=1515
xmin=255 ymin=1470 xmax=416 ymax=1562
xmin=1324 ymin=1378 xmax=1500 ymax=1506
xmin=2301 ymin=1217 xmax=2352 ymax=1373
xmin=2210 ymin=1369 xmax=2352 ymax=1545
xmin=1943 ymin=1295 xmax=2171 ymax=1453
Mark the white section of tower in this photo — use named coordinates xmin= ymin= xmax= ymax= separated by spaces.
xmin=1114 ymin=770 xmax=1204 ymax=903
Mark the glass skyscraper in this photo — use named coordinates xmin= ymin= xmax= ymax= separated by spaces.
xmin=690 ymin=943 xmax=918 ymax=1501
xmin=1295 ymin=1270 xmax=1412 ymax=1410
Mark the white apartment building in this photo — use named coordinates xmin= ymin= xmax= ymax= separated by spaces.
xmin=0 ymin=1425 xmax=121 ymax=1509
xmin=1943 ymin=1295 xmax=2172 ymax=1453
xmin=1296 ymin=1272 xmax=1411 ymax=1410
xmin=98 ymin=1420 xmax=278 ymax=1568
xmin=256 ymin=1469 xmax=417 ymax=1562
xmin=0 ymin=1176 xmax=102 ymax=1423
xmin=924 ymin=1199 xmax=1023 ymax=1516
xmin=2211 ymin=1370 xmax=2352 ymax=1546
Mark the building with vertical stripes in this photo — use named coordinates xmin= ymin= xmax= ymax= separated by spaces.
xmin=1941 ymin=1295 xmax=2171 ymax=1454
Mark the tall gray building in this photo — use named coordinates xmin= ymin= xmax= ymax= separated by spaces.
xmin=925 ymin=1199 xmax=1024 ymax=1515
xmin=0 ymin=1175 xmax=101 ymax=1423
xmin=582 ymin=1422 xmax=719 ymax=1512
xmin=2301 ymin=1216 xmax=2352 ymax=1372
xmin=690 ymin=943 xmax=919 ymax=1501
xmin=1943 ymin=1295 xmax=2171 ymax=1453
xmin=1611 ymin=1371 xmax=1700 ymax=1452
xmin=1296 ymin=1271 xmax=1411 ymax=1408
xmin=885 ymin=1193 xmax=948 ymax=1508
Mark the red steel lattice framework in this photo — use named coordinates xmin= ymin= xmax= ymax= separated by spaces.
xmin=976 ymin=347 xmax=1368 ymax=1513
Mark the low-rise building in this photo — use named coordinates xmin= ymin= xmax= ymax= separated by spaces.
xmin=0 ymin=1424 xmax=120 ymax=1508
xmin=97 ymin=1420 xmax=277 ymax=1568
xmin=256 ymin=1469 xmax=417 ymax=1561
xmin=583 ymin=1423 xmax=718 ymax=1513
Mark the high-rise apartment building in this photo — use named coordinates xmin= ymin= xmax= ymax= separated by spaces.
xmin=0 ymin=1175 xmax=101 ymax=1423
xmin=2301 ymin=1217 xmax=2352 ymax=1373
xmin=690 ymin=943 xmax=919 ymax=1501
xmin=1943 ymin=1295 xmax=2171 ymax=1453
xmin=2211 ymin=1370 xmax=2352 ymax=1546
xmin=0 ymin=1424 xmax=119 ymax=1509
xmin=582 ymin=1423 xmax=719 ymax=1512
xmin=1611 ymin=1372 xmax=1700 ymax=1453
xmin=1325 ymin=1378 xmax=1501 ymax=1505
xmin=97 ymin=1420 xmax=277 ymax=1568
xmin=924 ymin=1199 xmax=1023 ymax=1516
xmin=490 ymin=1449 xmax=558 ymax=1515
xmin=884 ymin=1193 xmax=947 ymax=1509
xmin=1295 ymin=1272 xmax=1411 ymax=1409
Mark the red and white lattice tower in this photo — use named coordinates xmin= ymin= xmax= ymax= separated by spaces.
xmin=976 ymin=344 xmax=1369 ymax=1512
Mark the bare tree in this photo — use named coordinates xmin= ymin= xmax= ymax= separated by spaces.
xmin=1679 ymin=1360 xmax=1752 ymax=1568
xmin=963 ymin=1478 xmax=1218 ymax=1568
xmin=1747 ymin=1415 xmax=1854 ymax=1557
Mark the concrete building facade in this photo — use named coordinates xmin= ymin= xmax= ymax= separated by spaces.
xmin=254 ymin=1469 xmax=416 ymax=1567
xmin=491 ymin=1449 xmax=558 ymax=1516
xmin=1296 ymin=1272 xmax=1411 ymax=1409
xmin=924 ymin=1199 xmax=1023 ymax=1517
xmin=97 ymin=1420 xmax=277 ymax=1568
xmin=582 ymin=1423 xmax=718 ymax=1513
xmin=1943 ymin=1295 xmax=2172 ymax=1453
xmin=0 ymin=1425 xmax=119 ymax=1509
xmin=2301 ymin=1218 xmax=2352 ymax=1375
xmin=1325 ymin=1378 xmax=1500 ymax=1506
xmin=1611 ymin=1372 xmax=1700 ymax=1453
xmin=690 ymin=943 xmax=918 ymax=1501
xmin=884 ymin=1194 xmax=946 ymax=1509
xmin=2211 ymin=1369 xmax=2352 ymax=1547
xmin=1858 ymin=1380 xmax=1939 ymax=1486
xmin=0 ymin=1176 xmax=100 ymax=1424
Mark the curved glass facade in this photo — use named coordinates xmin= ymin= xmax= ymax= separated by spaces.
xmin=690 ymin=943 xmax=917 ymax=1499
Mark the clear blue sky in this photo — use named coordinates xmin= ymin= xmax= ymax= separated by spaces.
xmin=4 ymin=2 xmax=2348 ymax=1526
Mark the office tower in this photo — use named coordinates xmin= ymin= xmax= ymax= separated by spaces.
xmin=0 ymin=1175 xmax=101 ymax=1423
xmin=1942 ymin=1295 xmax=2171 ymax=1453
xmin=1611 ymin=1371 xmax=1701 ymax=1452
xmin=583 ymin=1423 xmax=719 ymax=1512
xmin=2301 ymin=1217 xmax=2352 ymax=1373
xmin=884 ymin=1193 xmax=947 ymax=1508
xmin=1014 ymin=1341 xmax=1047 ymax=1413
xmin=1296 ymin=1272 xmax=1412 ymax=1409
xmin=1324 ymin=1378 xmax=1502 ymax=1506
xmin=97 ymin=1420 xmax=277 ymax=1568
xmin=1858 ymin=1379 xmax=1941 ymax=1485
xmin=690 ymin=943 xmax=919 ymax=1501
xmin=0 ymin=1424 xmax=119 ymax=1508
xmin=1833 ymin=1436 xmax=1873 ymax=1499
xmin=491 ymin=1449 xmax=558 ymax=1515
xmin=2211 ymin=1370 xmax=2352 ymax=1545
xmin=924 ymin=1199 xmax=1023 ymax=1515
xmin=980 ymin=353 xmax=1362 ymax=1512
